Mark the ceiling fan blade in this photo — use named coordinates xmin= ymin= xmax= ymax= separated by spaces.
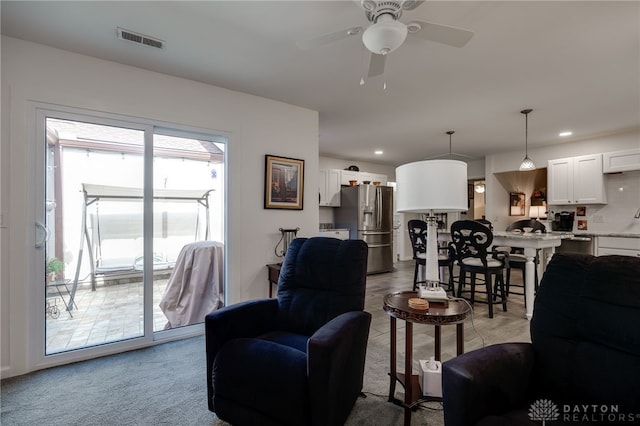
xmin=407 ymin=20 xmax=474 ymax=48
xmin=401 ymin=0 xmax=425 ymax=11
xmin=296 ymin=26 xmax=364 ymax=50
xmin=367 ymin=53 xmax=386 ymax=77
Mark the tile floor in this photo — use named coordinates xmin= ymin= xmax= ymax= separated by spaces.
xmin=45 ymin=274 xmax=172 ymax=354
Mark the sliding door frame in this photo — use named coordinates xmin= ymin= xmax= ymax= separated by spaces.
xmin=30 ymin=102 xmax=228 ymax=371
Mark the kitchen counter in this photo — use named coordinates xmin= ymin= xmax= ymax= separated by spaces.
xmin=317 ymin=228 xmax=350 ymax=240
xmin=571 ymin=232 xmax=640 ymax=238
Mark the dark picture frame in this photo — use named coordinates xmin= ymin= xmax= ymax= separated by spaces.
xmin=264 ymin=154 xmax=304 ymax=210
xmin=509 ymin=192 xmax=526 ymax=216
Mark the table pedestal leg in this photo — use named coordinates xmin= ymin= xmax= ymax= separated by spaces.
xmin=404 ymin=321 xmax=413 ymax=426
xmin=388 ymin=316 xmax=397 ymax=402
xmin=523 ymin=248 xmax=536 ymax=320
xmin=434 ymin=325 xmax=441 ymax=361
xmin=456 ymin=323 xmax=464 ymax=355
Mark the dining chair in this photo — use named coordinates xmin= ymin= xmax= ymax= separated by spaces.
xmin=503 ymin=219 xmax=546 ymax=299
xmin=407 ymin=219 xmax=453 ymax=292
xmin=450 ymin=220 xmax=509 ymax=318
xmin=474 ymin=218 xmax=493 ymax=230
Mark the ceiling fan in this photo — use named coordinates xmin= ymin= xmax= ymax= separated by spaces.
xmin=297 ymin=0 xmax=474 ymax=78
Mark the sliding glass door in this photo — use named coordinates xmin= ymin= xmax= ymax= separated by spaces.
xmin=40 ymin=109 xmax=226 ymax=357
xmin=152 ymin=130 xmax=225 ymax=332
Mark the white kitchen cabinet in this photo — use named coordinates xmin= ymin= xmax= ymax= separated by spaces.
xmin=548 ymin=154 xmax=606 ymax=204
xmin=596 ymin=236 xmax=640 ymax=257
xmin=340 ymin=170 xmax=360 ymax=186
xmin=319 ymin=168 xmax=341 ymax=207
xmin=317 ymin=229 xmax=350 ymax=240
xmin=340 ymin=170 xmax=388 ymax=186
xmin=367 ymin=173 xmax=388 ymax=185
xmin=603 ymin=148 xmax=640 ymax=173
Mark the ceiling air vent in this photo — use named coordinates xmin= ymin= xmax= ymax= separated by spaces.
xmin=117 ymin=27 xmax=164 ymax=49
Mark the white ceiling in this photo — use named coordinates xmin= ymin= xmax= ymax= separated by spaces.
xmin=2 ymin=1 xmax=639 ymax=167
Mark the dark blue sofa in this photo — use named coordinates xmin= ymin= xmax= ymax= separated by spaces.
xmin=442 ymin=253 xmax=640 ymax=426
xmin=205 ymin=237 xmax=371 ymax=426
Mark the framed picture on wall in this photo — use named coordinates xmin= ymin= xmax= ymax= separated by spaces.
xmin=264 ymin=154 xmax=304 ymax=210
xmin=509 ymin=192 xmax=526 ymax=216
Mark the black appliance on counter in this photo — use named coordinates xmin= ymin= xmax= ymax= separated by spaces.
xmin=551 ymin=211 xmax=575 ymax=231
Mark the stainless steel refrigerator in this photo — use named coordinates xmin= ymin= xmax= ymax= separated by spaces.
xmin=335 ymin=184 xmax=394 ymax=274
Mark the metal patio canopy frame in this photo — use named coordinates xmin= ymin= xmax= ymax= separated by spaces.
xmin=68 ymin=183 xmax=214 ymax=311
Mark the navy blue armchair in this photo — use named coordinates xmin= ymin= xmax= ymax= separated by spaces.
xmin=442 ymin=253 xmax=640 ymax=426
xmin=205 ymin=237 xmax=371 ymax=426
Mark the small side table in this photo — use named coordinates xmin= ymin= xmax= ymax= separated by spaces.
xmin=383 ymin=291 xmax=471 ymax=426
xmin=266 ymin=263 xmax=281 ymax=298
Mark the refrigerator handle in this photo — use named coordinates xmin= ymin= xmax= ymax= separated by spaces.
xmin=376 ymin=187 xmax=382 ymax=228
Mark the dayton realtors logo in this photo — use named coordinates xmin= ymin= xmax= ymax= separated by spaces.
xmin=529 ymin=399 xmax=640 ymax=424
xmin=529 ymin=400 xmax=559 ymax=425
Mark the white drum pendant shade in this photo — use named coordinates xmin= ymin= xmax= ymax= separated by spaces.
xmin=395 ymin=159 xmax=468 ymax=213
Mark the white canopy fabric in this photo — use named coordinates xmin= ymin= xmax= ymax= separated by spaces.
xmin=83 ymin=183 xmax=213 ymax=201
xmin=159 ymin=240 xmax=224 ymax=329
xmin=68 ymin=184 xmax=217 ymax=312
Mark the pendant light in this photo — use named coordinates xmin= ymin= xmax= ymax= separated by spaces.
xmin=446 ymin=130 xmax=455 ymax=159
xmin=519 ymin=108 xmax=536 ymax=171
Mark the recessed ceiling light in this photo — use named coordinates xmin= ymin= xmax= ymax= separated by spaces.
xmin=374 ymin=150 xmax=383 ymax=155
xmin=559 ymin=131 xmax=573 ymax=137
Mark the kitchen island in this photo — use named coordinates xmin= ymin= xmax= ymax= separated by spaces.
xmin=440 ymin=230 xmax=572 ymax=320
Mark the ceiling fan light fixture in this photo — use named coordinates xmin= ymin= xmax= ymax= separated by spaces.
xmin=362 ymin=15 xmax=407 ymax=55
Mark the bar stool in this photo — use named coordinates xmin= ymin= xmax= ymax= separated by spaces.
xmin=407 ymin=219 xmax=453 ymax=292
xmin=450 ymin=220 xmax=509 ymax=318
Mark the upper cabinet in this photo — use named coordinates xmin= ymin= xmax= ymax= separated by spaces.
xmin=319 ymin=169 xmax=341 ymax=207
xmin=320 ymin=169 xmax=389 ymax=207
xmin=548 ymin=154 xmax=606 ymax=204
xmin=603 ymin=148 xmax=640 ymax=173
xmin=340 ymin=170 xmax=388 ymax=186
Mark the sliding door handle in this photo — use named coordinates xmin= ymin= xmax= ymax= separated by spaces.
xmin=35 ymin=221 xmax=50 ymax=248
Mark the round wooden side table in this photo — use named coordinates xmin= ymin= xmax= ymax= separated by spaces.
xmin=383 ymin=291 xmax=471 ymax=426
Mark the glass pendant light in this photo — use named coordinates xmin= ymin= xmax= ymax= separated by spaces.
xmin=519 ymin=108 xmax=536 ymax=171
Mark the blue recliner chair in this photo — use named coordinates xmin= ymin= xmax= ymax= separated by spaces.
xmin=442 ymin=253 xmax=640 ymax=426
xmin=205 ymin=237 xmax=371 ymax=426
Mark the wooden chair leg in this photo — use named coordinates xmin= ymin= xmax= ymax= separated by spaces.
xmin=485 ymin=272 xmax=493 ymax=318
xmin=457 ymin=268 xmax=465 ymax=298
xmin=413 ymin=261 xmax=419 ymax=291
xmin=499 ymin=273 xmax=507 ymax=312
xmin=470 ymin=273 xmax=477 ymax=306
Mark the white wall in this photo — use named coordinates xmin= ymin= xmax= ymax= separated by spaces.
xmin=0 ymin=36 xmax=319 ymax=377
xmin=484 ymin=130 xmax=640 ymax=233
